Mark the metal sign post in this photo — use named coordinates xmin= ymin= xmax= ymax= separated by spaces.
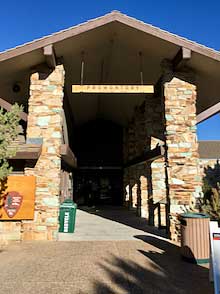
xmin=210 ymin=221 xmax=220 ymax=294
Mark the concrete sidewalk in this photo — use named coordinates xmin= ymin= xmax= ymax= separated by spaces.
xmin=58 ymin=206 xmax=167 ymax=241
xmin=0 ymin=207 xmax=213 ymax=293
xmin=0 ymin=238 xmax=213 ymax=294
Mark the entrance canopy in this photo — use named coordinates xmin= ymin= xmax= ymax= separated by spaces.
xmin=0 ymin=11 xmax=220 ymax=125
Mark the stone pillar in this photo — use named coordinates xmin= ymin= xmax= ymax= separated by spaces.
xmin=164 ymin=77 xmax=202 ymax=241
xmin=144 ymin=95 xmax=166 ymax=226
xmin=22 ymin=65 xmax=65 ymax=241
xmin=150 ymin=145 xmax=166 ymax=227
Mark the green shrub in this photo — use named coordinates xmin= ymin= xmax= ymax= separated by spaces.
xmin=200 ymin=180 xmax=220 ymax=221
xmin=0 ymin=103 xmax=23 ymax=180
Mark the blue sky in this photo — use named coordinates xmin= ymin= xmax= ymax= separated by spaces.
xmin=1 ymin=0 xmax=220 ymax=140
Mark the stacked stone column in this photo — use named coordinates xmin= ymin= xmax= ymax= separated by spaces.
xmin=123 ymin=75 xmax=202 ymax=241
xmin=123 ymin=96 xmax=166 ymax=221
xmin=163 ymin=77 xmax=202 ymax=241
xmin=22 ymin=65 xmax=65 ymax=241
xmin=144 ymin=96 xmax=166 ymax=225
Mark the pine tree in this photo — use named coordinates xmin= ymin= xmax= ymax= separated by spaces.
xmin=200 ymin=181 xmax=220 ymax=222
xmin=0 ymin=103 xmax=23 ymax=180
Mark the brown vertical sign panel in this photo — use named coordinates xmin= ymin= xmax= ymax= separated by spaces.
xmin=0 ymin=176 xmax=36 ymax=220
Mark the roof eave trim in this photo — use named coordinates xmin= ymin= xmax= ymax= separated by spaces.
xmin=0 ymin=12 xmax=118 ymax=62
xmin=0 ymin=11 xmax=220 ymax=63
xmin=115 ymin=13 xmax=220 ymax=62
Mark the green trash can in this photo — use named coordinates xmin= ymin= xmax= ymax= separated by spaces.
xmin=59 ymin=199 xmax=77 ymax=233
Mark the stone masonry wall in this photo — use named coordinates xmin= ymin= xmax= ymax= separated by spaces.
xmin=123 ymin=95 xmax=167 ymax=227
xmin=0 ymin=222 xmax=22 ymax=244
xmin=123 ymin=105 xmax=148 ymax=217
xmin=123 ymin=76 xmax=202 ymax=241
xmin=164 ymin=77 xmax=202 ymax=241
xmin=22 ymin=65 xmax=65 ymax=241
xmin=145 ymin=96 xmax=166 ymax=227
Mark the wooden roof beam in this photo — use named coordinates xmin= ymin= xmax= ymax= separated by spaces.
xmin=172 ymin=47 xmax=191 ymax=69
xmin=9 ymin=144 xmax=42 ymax=160
xmin=124 ymin=144 xmax=165 ymax=168
xmin=197 ymin=102 xmax=220 ymax=124
xmin=43 ymin=44 xmax=56 ymax=69
xmin=60 ymin=144 xmax=77 ymax=168
xmin=61 ymin=110 xmax=69 ymax=145
xmin=0 ymin=97 xmax=27 ymax=121
xmin=154 ymin=47 xmax=192 ymax=96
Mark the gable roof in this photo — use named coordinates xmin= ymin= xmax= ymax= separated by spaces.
xmin=1 ymin=10 xmax=220 ymax=63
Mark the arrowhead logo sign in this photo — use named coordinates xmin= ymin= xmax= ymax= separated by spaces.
xmin=4 ymin=191 xmax=23 ymax=218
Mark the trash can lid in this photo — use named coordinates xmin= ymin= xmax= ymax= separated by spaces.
xmin=60 ymin=198 xmax=77 ymax=208
xmin=63 ymin=199 xmax=74 ymax=203
xmin=180 ymin=212 xmax=209 ymax=219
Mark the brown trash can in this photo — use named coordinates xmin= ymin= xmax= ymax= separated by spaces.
xmin=180 ymin=212 xmax=210 ymax=264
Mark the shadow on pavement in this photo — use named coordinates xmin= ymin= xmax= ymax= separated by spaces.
xmin=80 ymin=205 xmax=167 ymax=238
xmin=93 ymin=235 xmax=213 ymax=294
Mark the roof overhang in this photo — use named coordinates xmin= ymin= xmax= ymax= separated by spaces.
xmin=1 ymin=11 xmax=220 ymax=63
xmin=1 ymin=11 xmax=220 ymax=125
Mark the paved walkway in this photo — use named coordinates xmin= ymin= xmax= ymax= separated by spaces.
xmin=0 ymin=239 xmax=212 ymax=294
xmin=58 ymin=206 xmax=167 ymax=241
xmin=0 ymin=207 xmax=213 ymax=293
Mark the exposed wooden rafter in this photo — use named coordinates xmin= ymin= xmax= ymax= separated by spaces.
xmin=172 ymin=47 xmax=191 ymax=69
xmin=9 ymin=144 xmax=42 ymax=160
xmin=60 ymin=144 xmax=77 ymax=168
xmin=61 ymin=110 xmax=69 ymax=145
xmin=124 ymin=145 xmax=165 ymax=168
xmin=0 ymin=98 xmax=27 ymax=121
xmin=154 ymin=46 xmax=192 ymax=96
xmin=43 ymin=44 xmax=56 ymax=69
xmin=197 ymin=102 xmax=220 ymax=124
